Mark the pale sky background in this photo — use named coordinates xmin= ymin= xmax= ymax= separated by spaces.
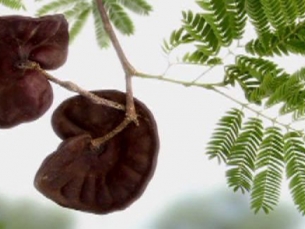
xmin=1 ymin=1 xmax=305 ymax=229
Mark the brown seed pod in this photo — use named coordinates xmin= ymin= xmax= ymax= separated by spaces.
xmin=0 ymin=69 xmax=53 ymax=128
xmin=0 ymin=14 xmax=68 ymax=127
xmin=0 ymin=14 xmax=69 ymax=74
xmin=50 ymin=90 xmax=156 ymax=140
xmin=35 ymin=90 xmax=159 ymax=214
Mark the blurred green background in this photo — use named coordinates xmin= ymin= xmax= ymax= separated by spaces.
xmin=0 ymin=189 xmax=304 ymax=229
xmin=0 ymin=195 xmax=74 ymax=229
xmin=151 ymin=189 xmax=305 ymax=229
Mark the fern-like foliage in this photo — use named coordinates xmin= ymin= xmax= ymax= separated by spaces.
xmin=197 ymin=0 xmax=246 ymax=45
xmin=105 ymin=0 xmax=134 ymax=35
xmin=225 ymin=58 xmax=305 ymax=120
xmin=207 ymin=110 xmax=287 ymax=213
xmin=295 ymin=0 xmax=305 ymax=17
xmin=182 ymin=11 xmax=220 ymax=55
xmin=266 ymin=67 xmax=305 ymax=119
xmin=65 ymin=1 xmax=91 ymax=42
xmin=225 ymin=55 xmax=289 ymax=104
xmin=0 ymin=0 xmax=25 ymax=10
xmin=182 ymin=50 xmax=209 ymax=65
xmin=163 ymin=0 xmax=247 ymax=64
xmin=246 ymin=21 xmax=305 ymax=56
xmin=36 ymin=0 xmax=91 ymax=42
xmin=115 ymin=0 xmax=152 ymax=15
xmin=92 ymin=0 xmax=110 ymax=48
xmin=251 ymin=126 xmax=284 ymax=213
xmin=36 ymin=0 xmax=77 ymax=15
xmin=165 ymin=0 xmax=305 ymax=216
xmin=226 ymin=118 xmax=264 ymax=193
xmin=245 ymin=0 xmax=271 ymax=42
xmin=284 ymin=131 xmax=305 ymax=214
xmin=182 ymin=50 xmax=223 ymax=66
xmin=36 ymin=0 xmax=153 ymax=46
xmin=206 ymin=108 xmax=244 ymax=164
xmin=260 ymin=0 xmax=287 ymax=30
xmin=166 ymin=0 xmax=305 ymax=63
xmin=244 ymin=0 xmax=305 ymax=57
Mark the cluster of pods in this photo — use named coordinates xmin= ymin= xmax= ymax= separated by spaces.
xmin=0 ymin=14 xmax=159 ymax=214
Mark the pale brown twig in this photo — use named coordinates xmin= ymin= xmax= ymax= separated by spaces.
xmin=91 ymin=117 xmax=131 ymax=147
xmin=90 ymin=0 xmax=139 ymax=147
xmin=19 ymin=60 xmax=125 ymax=111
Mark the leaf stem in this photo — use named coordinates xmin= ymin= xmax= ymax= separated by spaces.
xmin=135 ymin=71 xmax=299 ymax=132
xmin=135 ymin=71 xmax=226 ymax=88
xmin=210 ymin=87 xmax=291 ymax=129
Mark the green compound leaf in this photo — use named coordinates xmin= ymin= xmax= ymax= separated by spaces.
xmin=0 ymin=0 xmax=25 ymax=10
xmin=92 ymin=0 xmax=110 ymax=48
xmin=36 ymin=0 xmax=79 ymax=16
xmin=226 ymin=118 xmax=264 ymax=193
xmin=225 ymin=55 xmax=289 ymax=104
xmin=116 ymin=0 xmax=152 ymax=15
xmin=260 ymin=0 xmax=287 ymax=30
xmin=36 ymin=0 xmax=150 ymax=46
xmin=68 ymin=4 xmax=91 ymax=43
xmin=197 ymin=0 xmax=247 ymax=45
xmin=106 ymin=2 xmax=134 ymax=35
xmin=295 ymin=0 xmax=305 ymax=17
xmin=165 ymin=0 xmax=305 ymax=216
xmin=163 ymin=0 xmax=246 ymax=58
xmin=246 ymin=22 xmax=305 ymax=57
xmin=284 ymin=131 xmax=305 ymax=215
xmin=251 ymin=127 xmax=284 ymax=214
xmin=182 ymin=50 xmax=222 ymax=66
xmin=245 ymin=0 xmax=271 ymax=41
xmin=162 ymin=27 xmax=193 ymax=53
xmin=206 ymin=108 xmax=244 ymax=164
xmin=182 ymin=11 xmax=220 ymax=55
xmin=266 ymin=68 xmax=305 ymax=119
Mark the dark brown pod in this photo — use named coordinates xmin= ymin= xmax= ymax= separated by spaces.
xmin=35 ymin=90 xmax=159 ymax=214
xmin=0 ymin=14 xmax=69 ymax=75
xmin=0 ymin=14 xmax=68 ymax=127
xmin=0 ymin=69 xmax=53 ymax=128
xmin=51 ymin=90 xmax=157 ymax=140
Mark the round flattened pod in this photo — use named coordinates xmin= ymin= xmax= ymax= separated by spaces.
xmin=0 ymin=14 xmax=68 ymax=128
xmin=0 ymin=14 xmax=69 ymax=75
xmin=35 ymin=91 xmax=159 ymax=214
xmin=51 ymin=90 xmax=157 ymax=140
xmin=0 ymin=69 xmax=53 ymax=128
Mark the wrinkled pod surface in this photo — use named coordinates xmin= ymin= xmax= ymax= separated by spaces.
xmin=0 ymin=14 xmax=69 ymax=128
xmin=35 ymin=90 xmax=159 ymax=214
